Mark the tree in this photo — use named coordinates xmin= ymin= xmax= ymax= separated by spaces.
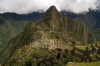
xmin=89 ymin=57 xmax=92 ymax=62
xmin=97 ymin=47 xmax=100 ymax=54
xmin=25 ymin=60 xmax=32 ymax=66
xmin=56 ymin=53 xmax=61 ymax=60
xmin=91 ymin=44 xmax=95 ymax=52
xmin=84 ymin=47 xmax=91 ymax=62
xmin=95 ymin=43 xmax=98 ymax=47
xmin=71 ymin=47 xmax=75 ymax=56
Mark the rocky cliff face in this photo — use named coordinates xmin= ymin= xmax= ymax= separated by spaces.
xmin=2 ymin=6 xmax=96 ymax=66
xmin=41 ymin=6 xmax=64 ymax=31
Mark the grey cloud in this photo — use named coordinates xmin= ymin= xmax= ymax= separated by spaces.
xmin=0 ymin=0 xmax=100 ymax=14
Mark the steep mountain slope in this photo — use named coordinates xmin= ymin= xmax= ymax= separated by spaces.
xmin=0 ymin=19 xmax=28 ymax=64
xmin=0 ymin=12 xmax=44 ymax=49
xmin=0 ymin=17 xmax=28 ymax=48
xmin=62 ymin=11 xmax=100 ymax=40
xmin=0 ymin=12 xmax=44 ymax=64
xmin=2 ymin=6 xmax=96 ymax=66
xmin=75 ymin=14 xmax=96 ymax=31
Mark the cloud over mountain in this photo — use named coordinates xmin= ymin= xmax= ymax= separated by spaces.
xmin=0 ymin=0 xmax=100 ymax=14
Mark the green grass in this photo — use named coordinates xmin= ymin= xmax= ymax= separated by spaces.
xmin=66 ymin=62 xmax=100 ymax=66
xmin=97 ymin=42 xmax=100 ymax=47
xmin=75 ymin=45 xmax=87 ymax=50
xmin=45 ymin=32 xmax=66 ymax=44
xmin=45 ymin=32 xmax=58 ymax=39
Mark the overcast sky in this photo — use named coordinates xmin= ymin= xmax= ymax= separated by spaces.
xmin=0 ymin=0 xmax=100 ymax=14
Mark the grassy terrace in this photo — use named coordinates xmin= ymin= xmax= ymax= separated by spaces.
xmin=44 ymin=32 xmax=66 ymax=44
xmin=66 ymin=62 xmax=100 ymax=66
xmin=75 ymin=45 xmax=87 ymax=50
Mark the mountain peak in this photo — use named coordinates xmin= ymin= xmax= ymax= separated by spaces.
xmin=25 ymin=20 xmax=35 ymax=30
xmin=41 ymin=6 xmax=62 ymax=31
xmin=44 ymin=6 xmax=60 ymax=17
xmin=22 ymin=20 xmax=35 ymax=38
xmin=48 ymin=6 xmax=58 ymax=12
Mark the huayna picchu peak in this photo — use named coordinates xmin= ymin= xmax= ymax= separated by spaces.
xmin=40 ymin=6 xmax=96 ymax=44
xmin=2 ymin=6 xmax=97 ymax=66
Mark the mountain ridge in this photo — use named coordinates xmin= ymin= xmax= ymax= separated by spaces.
xmin=2 ymin=6 xmax=96 ymax=66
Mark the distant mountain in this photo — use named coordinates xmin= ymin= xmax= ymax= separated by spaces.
xmin=0 ymin=12 xmax=44 ymax=49
xmin=2 ymin=6 xmax=96 ymax=66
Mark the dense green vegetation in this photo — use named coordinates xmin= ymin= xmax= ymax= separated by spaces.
xmin=3 ymin=41 xmax=100 ymax=66
xmin=0 ymin=18 xmax=28 ymax=64
xmin=0 ymin=18 xmax=28 ymax=49
xmin=3 ymin=46 xmax=73 ymax=66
